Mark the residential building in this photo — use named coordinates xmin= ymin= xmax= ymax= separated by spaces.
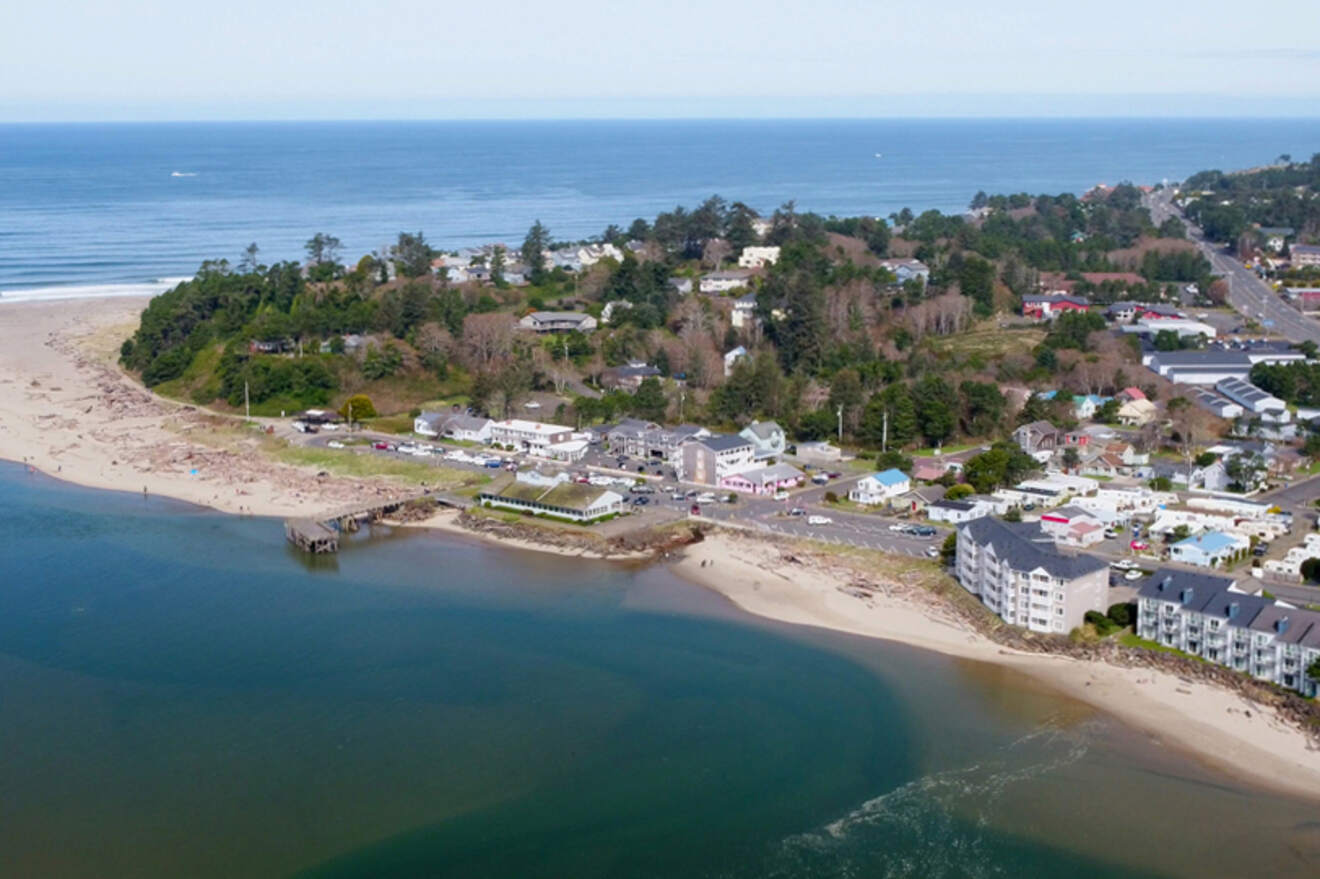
xmin=1116 ymin=398 xmax=1158 ymax=426
xmin=739 ymin=420 xmax=786 ymax=459
xmin=723 ymin=345 xmax=748 ymax=377
xmin=517 ymin=311 xmax=598 ymax=334
xmin=1037 ymin=504 xmax=1105 ymax=547
xmin=1115 ymin=386 xmax=1146 ymax=403
xmin=737 ymin=246 xmax=781 ymax=269
xmin=488 ymin=419 xmax=574 ymax=453
xmin=794 ymin=441 xmax=849 ymax=464
xmin=878 ymin=258 xmax=930 ymax=285
xmin=605 ymin=420 xmax=709 ymax=462
xmin=700 ymin=269 xmax=756 ymax=293
xmin=1291 ymin=243 xmax=1320 ymax=268
xmin=904 ymin=484 xmax=947 ymax=515
xmin=720 ymin=462 xmax=805 ymax=495
xmin=600 ymin=362 xmax=662 ymax=392
xmin=955 ymin=517 xmax=1109 ymax=635
xmin=576 ymin=243 xmax=624 ymax=267
xmin=1013 ymin=420 xmax=1059 ymax=461
xmin=600 ymin=300 xmax=632 ymax=325
xmin=1136 ymin=569 xmax=1320 ymax=695
xmin=1258 ymin=226 xmax=1294 ymax=252
xmin=730 ymin=292 xmax=759 ymax=329
xmin=678 ymin=433 xmax=756 ymax=485
xmin=668 ymin=277 xmax=694 ymax=295
xmin=912 ymin=461 xmax=953 ymax=482
xmin=1022 ymin=294 xmax=1090 ymax=321
xmin=928 ymin=497 xmax=993 ymax=523
xmin=414 ymin=411 xmax=493 ymax=443
xmin=1169 ymin=531 xmax=1250 ymax=568
xmin=849 ymin=469 xmax=912 ymax=505
xmin=478 ymin=471 xmax=623 ymax=523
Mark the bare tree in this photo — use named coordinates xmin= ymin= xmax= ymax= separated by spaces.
xmin=702 ymin=238 xmax=732 ymax=270
xmin=461 ymin=313 xmax=515 ymax=371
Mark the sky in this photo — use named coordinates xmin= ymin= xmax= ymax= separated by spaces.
xmin=2 ymin=0 xmax=1318 ymax=120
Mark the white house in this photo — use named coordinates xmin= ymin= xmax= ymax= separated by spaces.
xmin=577 ymin=243 xmax=624 ymax=267
xmin=730 ymin=292 xmax=758 ymax=329
xmin=737 ymin=246 xmax=781 ymax=269
xmin=488 ymin=419 xmax=574 ymax=453
xmin=878 ymin=259 xmax=931 ymax=285
xmin=1169 ymin=531 xmax=1250 ymax=568
xmin=849 ymin=469 xmax=912 ymax=505
xmin=1116 ymin=398 xmax=1158 ymax=426
xmin=1037 ymin=504 xmax=1106 ymax=547
xmin=928 ymin=497 xmax=994 ymax=523
xmin=600 ymin=300 xmax=633 ymax=325
xmin=700 ymin=269 xmax=756 ymax=294
xmin=517 ymin=312 xmax=598 ymax=333
xmin=723 ymin=345 xmax=748 ymax=377
xmin=739 ymin=420 xmax=786 ymax=458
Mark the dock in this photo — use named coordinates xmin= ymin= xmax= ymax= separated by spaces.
xmin=284 ymin=490 xmax=469 ymax=553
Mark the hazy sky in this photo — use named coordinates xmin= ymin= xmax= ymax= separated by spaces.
xmin=3 ymin=0 xmax=1318 ymax=120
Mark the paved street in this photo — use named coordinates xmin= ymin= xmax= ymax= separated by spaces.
xmin=1146 ymin=189 xmax=1320 ymax=345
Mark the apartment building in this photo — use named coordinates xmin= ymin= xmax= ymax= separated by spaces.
xmin=1137 ymin=569 xmax=1320 ymax=696
xmin=955 ymin=517 xmax=1108 ymax=635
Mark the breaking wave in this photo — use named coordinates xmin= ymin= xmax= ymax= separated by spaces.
xmin=0 ymin=277 xmax=192 ymax=303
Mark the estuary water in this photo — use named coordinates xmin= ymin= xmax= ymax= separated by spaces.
xmin=1 ymin=461 xmax=1318 ymax=878
xmin=3 ymin=118 xmax=1320 ymax=296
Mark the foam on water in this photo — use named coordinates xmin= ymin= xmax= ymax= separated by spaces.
xmin=0 ymin=277 xmax=191 ymax=303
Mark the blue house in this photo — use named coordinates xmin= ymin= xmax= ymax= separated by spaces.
xmin=1169 ymin=531 xmax=1249 ymax=568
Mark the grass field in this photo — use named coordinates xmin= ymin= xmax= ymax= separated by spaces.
xmin=925 ymin=324 xmax=1047 ymax=364
xmin=273 ymin=446 xmax=489 ymax=489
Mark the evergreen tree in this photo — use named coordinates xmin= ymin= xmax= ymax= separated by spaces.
xmin=522 ymin=220 xmax=550 ymax=284
xmin=631 ymin=377 xmax=669 ymax=422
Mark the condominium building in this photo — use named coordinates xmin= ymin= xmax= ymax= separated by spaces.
xmin=1136 ymin=569 xmax=1320 ymax=696
xmin=955 ymin=517 xmax=1108 ymax=635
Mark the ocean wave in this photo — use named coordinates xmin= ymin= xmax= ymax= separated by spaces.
xmin=760 ymin=717 xmax=1097 ymax=879
xmin=0 ymin=277 xmax=192 ymax=304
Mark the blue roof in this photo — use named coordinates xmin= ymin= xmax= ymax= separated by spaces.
xmin=1173 ymin=532 xmax=1239 ymax=553
xmin=1036 ymin=390 xmax=1058 ymax=400
xmin=869 ymin=468 xmax=910 ymax=487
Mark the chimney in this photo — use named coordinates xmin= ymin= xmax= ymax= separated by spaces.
xmin=1161 ymin=574 xmax=1174 ymax=593
xmin=1276 ymin=616 xmax=1289 ymax=635
xmin=1228 ymin=601 xmax=1239 ymax=620
xmin=1181 ymin=587 xmax=1195 ymax=606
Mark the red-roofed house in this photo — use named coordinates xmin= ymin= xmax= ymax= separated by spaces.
xmin=1116 ymin=387 xmax=1146 ymax=403
xmin=1023 ymin=294 xmax=1090 ymax=321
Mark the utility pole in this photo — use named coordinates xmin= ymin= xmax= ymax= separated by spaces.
xmin=244 ymin=380 xmax=250 ymax=421
xmin=882 ymin=409 xmax=888 ymax=452
xmin=836 ymin=405 xmax=843 ymax=443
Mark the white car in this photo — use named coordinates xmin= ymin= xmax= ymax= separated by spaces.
xmin=773 ymin=490 xmax=790 ymax=501
xmin=327 ymin=440 xmax=344 ymax=449
xmin=1124 ymin=568 xmax=1144 ymax=581
xmin=888 ymin=524 xmax=908 ymax=532
xmin=1110 ymin=559 xmax=1136 ymax=570
xmin=807 ymin=515 xmax=832 ymax=526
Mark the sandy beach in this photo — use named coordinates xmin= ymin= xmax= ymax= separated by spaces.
xmin=0 ymin=297 xmax=409 ymax=518
xmin=3 ymin=294 xmax=1318 ymax=803
xmin=673 ymin=531 xmax=1320 ymax=803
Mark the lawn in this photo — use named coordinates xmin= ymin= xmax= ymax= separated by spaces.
xmin=1118 ymin=631 xmax=1206 ymax=663
xmin=914 ymin=443 xmax=980 ymax=457
xmin=925 ymin=323 xmax=1047 ymax=364
xmin=274 ymin=446 xmax=488 ymax=489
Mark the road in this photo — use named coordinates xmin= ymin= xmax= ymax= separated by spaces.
xmin=1146 ymin=189 xmax=1320 ymax=344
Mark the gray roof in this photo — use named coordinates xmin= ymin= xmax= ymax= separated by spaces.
xmin=1137 ymin=569 xmax=1271 ymax=623
xmin=694 ymin=433 xmax=754 ymax=453
xmin=1215 ymin=377 xmax=1278 ymax=407
xmin=933 ymin=499 xmax=976 ymax=511
xmin=960 ymin=517 xmax=1108 ymax=579
xmin=742 ymin=420 xmax=782 ymax=441
xmin=1152 ymin=350 xmax=1252 ymax=367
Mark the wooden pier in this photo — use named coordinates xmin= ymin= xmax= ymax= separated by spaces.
xmin=284 ymin=490 xmax=469 ymax=553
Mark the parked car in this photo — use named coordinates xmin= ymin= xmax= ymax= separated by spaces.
xmin=1130 ymin=540 xmax=1149 ymax=551
xmin=788 ymin=508 xmax=806 ymax=517
xmin=811 ymin=475 xmax=829 ymax=485
xmin=690 ymin=504 xmax=701 ymax=516
xmin=484 ymin=459 xmax=503 ymax=468
xmin=327 ymin=440 xmax=344 ymax=449
xmin=373 ymin=441 xmax=390 ymax=450
xmin=671 ymin=492 xmax=685 ymax=501
xmin=1124 ymin=569 xmax=1144 ymax=581
xmin=1104 ymin=529 xmax=1118 ymax=539
xmin=807 ymin=515 xmax=832 ymax=526
xmin=773 ymin=490 xmax=790 ymax=501
xmin=925 ymin=546 xmax=940 ymax=558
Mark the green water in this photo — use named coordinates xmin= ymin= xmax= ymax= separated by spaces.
xmin=0 ymin=463 xmax=1316 ymax=878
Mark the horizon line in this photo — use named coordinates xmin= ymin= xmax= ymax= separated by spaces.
xmin=4 ymin=113 xmax=1320 ymax=125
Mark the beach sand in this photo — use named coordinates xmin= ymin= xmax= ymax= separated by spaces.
xmin=0 ymin=297 xmax=410 ymax=518
xmin=3 ymin=295 xmax=1318 ymax=803
xmin=673 ymin=531 xmax=1320 ymax=803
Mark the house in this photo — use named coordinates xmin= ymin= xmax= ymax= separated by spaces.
xmin=600 ymin=300 xmax=633 ymax=325
xmin=1169 ymin=531 xmax=1249 ymax=568
xmin=1115 ymin=386 xmax=1146 ymax=404
xmin=669 ymin=277 xmax=694 ymax=295
xmin=904 ymin=484 xmax=947 ymax=515
xmin=1291 ymin=243 xmax=1320 ymax=268
xmin=478 ymin=471 xmax=623 ymax=523
xmin=1258 ymin=226 xmax=1295 ymax=252
xmin=720 ymin=462 xmax=805 ymax=495
xmin=577 ymin=243 xmax=624 ymax=267
xmin=794 ymin=441 xmax=849 ymax=464
xmin=548 ymin=250 xmax=584 ymax=272
xmin=414 ymin=411 xmax=493 ymax=443
xmin=1022 ymin=294 xmax=1090 ymax=321
xmin=1105 ymin=301 xmax=1140 ymax=323
xmin=849 ymin=469 xmax=912 ymax=505
xmin=517 ymin=312 xmax=598 ymax=334
xmin=955 ymin=517 xmax=1109 ymax=635
xmin=912 ymin=462 xmax=952 ymax=483
xmin=723 ymin=345 xmax=748 ymax=377
xmin=730 ymin=292 xmax=759 ymax=329
xmin=488 ymin=419 xmax=574 ymax=453
xmin=1072 ymin=394 xmax=1109 ymax=421
xmin=1013 ymin=420 xmax=1059 ymax=461
xmin=700 ymin=269 xmax=756 ymax=294
xmin=878 ymin=259 xmax=930 ymax=285
xmin=1037 ymin=504 xmax=1106 ymax=547
xmin=928 ymin=497 xmax=993 ymax=523
xmin=737 ymin=246 xmax=781 ymax=269
xmin=739 ymin=420 xmax=786 ymax=459
xmin=678 ymin=433 xmax=756 ymax=485
xmin=1116 ymin=398 xmax=1157 ymax=427
xmin=1136 ymin=569 xmax=1320 ymax=695
xmin=600 ymin=362 xmax=662 ymax=392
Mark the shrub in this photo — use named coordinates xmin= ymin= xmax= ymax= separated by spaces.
xmin=339 ymin=394 xmax=376 ymax=420
xmin=1106 ymin=602 xmax=1133 ymax=628
xmin=823 ymin=491 xmax=839 ymax=504
xmin=945 ymin=483 xmax=974 ymax=501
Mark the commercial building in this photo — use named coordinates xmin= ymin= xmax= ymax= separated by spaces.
xmin=955 ymin=517 xmax=1109 ymax=635
xmin=1291 ymin=243 xmax=1320 ymax=268
xmin=678 ymin=433 xmax=756 ymax=485
xmin=1168 ymin=531 xmax=1250 ymax=568
xmin=488 ymin=419 xmax=574 ymax=453
xmin=719 ymin=462 xmax=805 ymax=495
xmin=478 ymin=471 xmax=624 ymax=523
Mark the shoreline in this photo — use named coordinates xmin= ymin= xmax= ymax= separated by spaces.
xmin=670 ymin=531 xmax=1320 ymax=804
xmin=3 ymin=295 xmax=1319 ymax=805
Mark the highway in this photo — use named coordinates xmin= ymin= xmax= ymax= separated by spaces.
xmin=1146 ymin=189 xmax=1320 ymax=344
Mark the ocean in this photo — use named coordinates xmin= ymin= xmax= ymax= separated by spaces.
xmin=1 ymin=462 xmax=1318 ymax=878
xmin=2 ymin=118 xmax=1320 ymax=299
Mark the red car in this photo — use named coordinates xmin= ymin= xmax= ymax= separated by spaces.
xmin=373 ymin=441 xmax=390 ymax=450
xmin=1130 ymin=540 xmax=1149 ymax=551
